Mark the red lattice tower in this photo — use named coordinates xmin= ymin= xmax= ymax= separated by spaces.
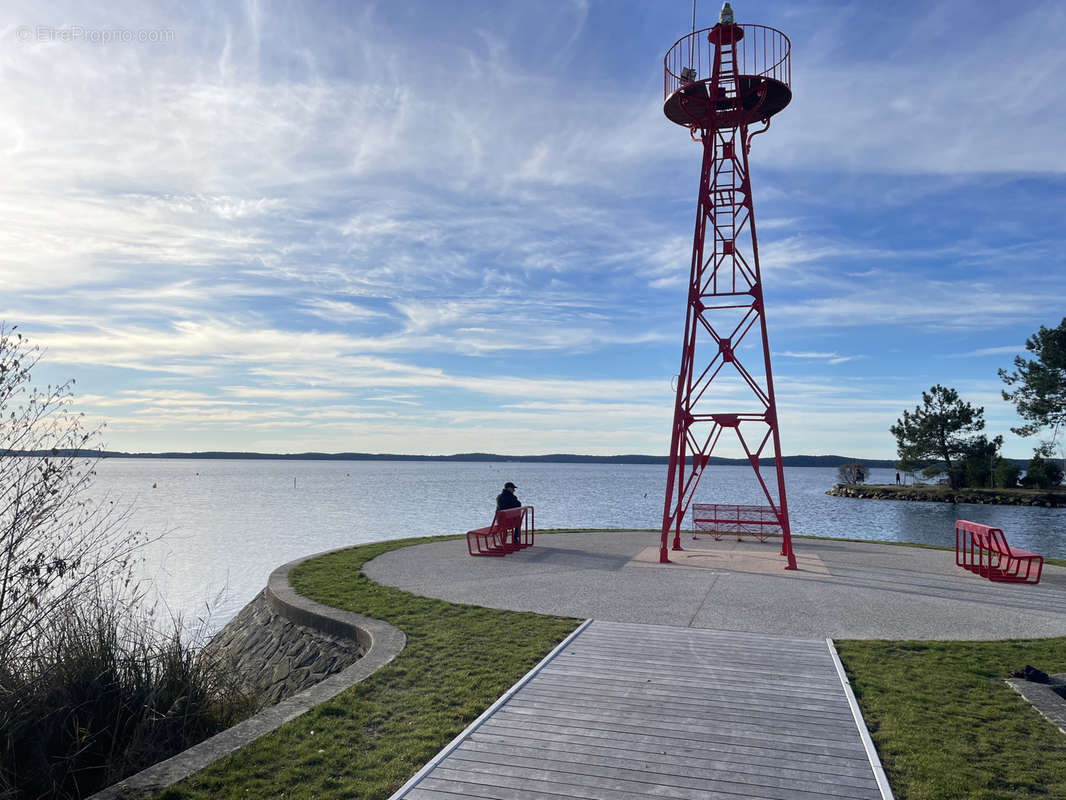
xmin=659 ymin=5 xmax=797 ymax=569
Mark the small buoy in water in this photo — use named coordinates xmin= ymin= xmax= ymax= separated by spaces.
xmin=152 ymin=482 xmax=157 ymax=488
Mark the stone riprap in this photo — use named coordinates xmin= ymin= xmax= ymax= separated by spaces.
xmin=204 ymin=589 xmax=364 ymax=708
xmin=827 ymin=484 xmax=1066 ymax=507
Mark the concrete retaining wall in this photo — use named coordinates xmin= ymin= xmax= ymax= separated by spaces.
xmin=90 ymin=548 xmax=405 ymax=800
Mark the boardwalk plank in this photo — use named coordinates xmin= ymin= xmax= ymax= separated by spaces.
xmin=524 ymin=682 xmax=857 ymax=721
xmin=454 ymin=740 xmax=883 ymax=794
xmin=499 ymin=699 xmax=862 ymax=746
xmin=492 ymin=706 xmax=867 ymax=755
xmin=479 ymin=716 xmax=870 ymax=763
xmin=430 ymin=762 xmax=877 ymax=800
xmin=538 ymin=663 xmax=845 ymax=696
xmin=406 ymin=789 xmax=490 ymax=800
xmin=568 ymin=639 xmax=833 ymax=666
xmin=443 ymin=754 xmax=881 ymax=799
xmin=515 ymin=684 xmax=855 ymax=725
xmin=544 ymin=657 xmax=841 ymax=685
xmin=551 ymin=656 xmax=840 ymax=686
xmin=469 ymin=728 xmax=880 ymax=779
xmin=570 ymin=635 xmax=831 ymax=658
xmin=507 ymin=690 xmax=856 ymax=729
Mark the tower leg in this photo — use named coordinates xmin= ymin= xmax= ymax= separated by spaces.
xmin=660 ymin=116 xmax=795 ymax=570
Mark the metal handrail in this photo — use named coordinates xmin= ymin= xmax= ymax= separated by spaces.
xmin=664 ymin=24 xmax=791 ymax=100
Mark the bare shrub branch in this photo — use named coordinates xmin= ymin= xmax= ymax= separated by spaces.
xmin=0 ymin=325 xmax=147 ymax=669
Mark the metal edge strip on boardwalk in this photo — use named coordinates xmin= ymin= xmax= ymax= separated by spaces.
xmin=389 ymin=618 xmax=594 ymax=799
xmin=825 ymin=638 xmax=895 ymax=800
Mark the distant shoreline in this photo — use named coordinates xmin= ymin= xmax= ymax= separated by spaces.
xmin=32 ymin=450 xmax=901 ymax=468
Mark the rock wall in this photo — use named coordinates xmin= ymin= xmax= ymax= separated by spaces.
xmin=204 ymin=590 xmax=364 ymax=708
xmin=827 ymin=484 xmax=1066 ymax=507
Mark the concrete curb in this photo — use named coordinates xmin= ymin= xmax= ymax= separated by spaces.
xmin=826 ymin=638 xmax=895 ymax=800
xmin=90 ymin=546 xmax=406 ymax=800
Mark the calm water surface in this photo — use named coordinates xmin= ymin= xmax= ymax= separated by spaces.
xmin=89 ymin=459 xmax=1066 ymax=634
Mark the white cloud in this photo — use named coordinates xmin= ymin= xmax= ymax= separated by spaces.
xmin=300 ymin=299 xmax=387 ymax=324
xmin=764 ymin=1 xmax=1066 ymax=174
xmin=955 ymin=345 xmax=1025 ymax=358
xmin=774 ymin=282 xmax=1065 ymax=332
xmin=776 ymin=351 xmax=862 ymax=365
xmin=0 ymin=1 xmax=1062 ymax=460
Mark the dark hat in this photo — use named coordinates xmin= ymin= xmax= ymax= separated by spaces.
xmin=504 ymin=481 xmax=517 ymax=489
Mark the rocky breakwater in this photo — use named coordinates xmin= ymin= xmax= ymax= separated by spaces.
xmin=827 ymin=484 xmax=1066 ymax=507
xmin=204 ymin=589 xmax=364 ymax=708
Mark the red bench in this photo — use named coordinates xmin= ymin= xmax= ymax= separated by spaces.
xmin=691 ymin=503 xmax=782 ymax=543
xmin=466 ymin=506 xmax=535 ymax=557
xmin=955 ymin=519 xmax=1043 ymax=584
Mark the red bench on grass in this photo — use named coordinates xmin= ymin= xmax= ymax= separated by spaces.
xmin=466 ymin=506 xmax=535 ymax=557
xmin=955 ymin=519 xmax=1043 ymax=584
xmin=691 ymin=503 xmax=782 ymax=543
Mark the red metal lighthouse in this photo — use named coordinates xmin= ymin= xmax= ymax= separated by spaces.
xmin=659 ymin=3 xmax=797 ymax=569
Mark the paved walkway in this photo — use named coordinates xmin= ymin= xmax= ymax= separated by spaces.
xmin=393 ymin=620 xmax=889 ymax=800
xmin=371 ymin=532 xmax=1066 ymax=800
xmin=364 ymin=531 xmax=1066 ymax=640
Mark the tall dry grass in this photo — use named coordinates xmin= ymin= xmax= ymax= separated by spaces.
xmin=0 ymin=586 xmax=254 ymax=799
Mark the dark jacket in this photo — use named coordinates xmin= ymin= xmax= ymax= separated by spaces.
xmin=496 ymin=489 xmax=521 ymax=511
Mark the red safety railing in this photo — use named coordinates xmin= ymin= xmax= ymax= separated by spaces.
xmin=664 ymin=24 xmax=791 ymax=100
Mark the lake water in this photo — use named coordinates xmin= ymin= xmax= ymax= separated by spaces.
xmin=88 ymin=459 xmax=1066 ymax=635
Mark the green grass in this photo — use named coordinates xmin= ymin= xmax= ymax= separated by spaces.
xmin=155 ymin=535 xmax=578 ymax=800
xmin=157 ymin=531 xmax=1066 ymax=799
xmin=837 ymin=638 xmax=1066 ymax=800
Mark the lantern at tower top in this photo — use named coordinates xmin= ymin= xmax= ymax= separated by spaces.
xmin=663 ymin=5 xmax=792 ymax=129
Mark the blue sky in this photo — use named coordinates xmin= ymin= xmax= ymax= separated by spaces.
xmin=2 ymin=0 xmax=1064 ymax=458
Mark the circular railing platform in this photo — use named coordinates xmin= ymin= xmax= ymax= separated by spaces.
xmin=664 ymin=23 xmax=791 ymax=128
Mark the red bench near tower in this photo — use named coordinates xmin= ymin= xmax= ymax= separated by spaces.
xmin=692 ymin=503 xmax=783 ymax=542
xmin=955 ymin=519 xmax=1043 ymax=585
xmin=466 ymin=506 xmax=534 ymax=557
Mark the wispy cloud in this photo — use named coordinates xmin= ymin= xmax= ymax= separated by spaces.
xmin=765 ymin=1 xmax=1066 ymax=174
xmin=954 ymin=345 xmax=1025 ymax=358
xmin=776 ymin=351 xmax=864 ymax=365
xmin=0 ymin=1 xmax=1062 ymax=459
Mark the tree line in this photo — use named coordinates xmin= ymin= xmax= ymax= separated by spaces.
xmin=840 ymin=318 xmax=1066 ymax=490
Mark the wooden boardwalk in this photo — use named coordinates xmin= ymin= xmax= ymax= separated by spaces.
xmin=393 ymin=620 xmax=891 ymax=800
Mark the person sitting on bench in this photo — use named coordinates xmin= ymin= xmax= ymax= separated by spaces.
xmin=496 ymin=481 xmax=522 ymax=544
